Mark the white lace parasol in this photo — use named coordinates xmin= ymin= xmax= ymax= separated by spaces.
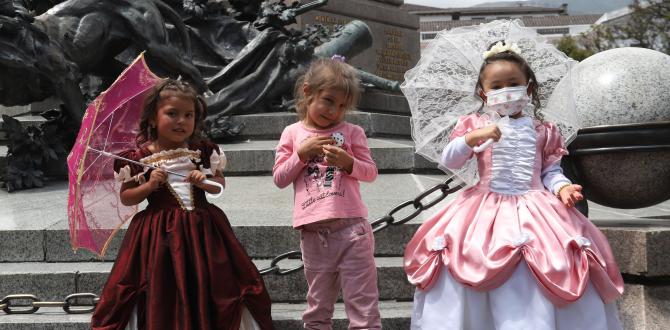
xmin=401 ymin=19 xmax=578 ymax=185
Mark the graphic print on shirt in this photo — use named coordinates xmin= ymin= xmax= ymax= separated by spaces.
xmin=323 ymin=132 xmax=345 ymax=188
xmin=301 ymin=132 xmax=347 ymax=205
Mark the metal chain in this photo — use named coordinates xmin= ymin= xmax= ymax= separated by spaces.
xmin=0 ymin=293 xmax=99 ymax=315
xmin=0 ymin=177 xmax=462 ymax=314
xmin=258 ymin=177 xmax=461 ymax=275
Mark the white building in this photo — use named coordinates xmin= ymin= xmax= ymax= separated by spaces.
xmin=402 ymin=4 xmax=601 ymax=48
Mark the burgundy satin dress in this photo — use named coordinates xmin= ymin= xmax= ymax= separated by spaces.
xmin=91 ymin=142 xmax=273 ymax=330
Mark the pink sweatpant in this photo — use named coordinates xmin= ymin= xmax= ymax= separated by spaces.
xmin=299 ymin=218 xmax=382 ymax=330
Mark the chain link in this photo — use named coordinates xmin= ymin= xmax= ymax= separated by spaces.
xmin=259 ymin=177 xmax=460 ymax=275
xmin=0 ymin=293 xmax=99 ymax=314
xmin=1 ymin=177 xmax=462 ymax=314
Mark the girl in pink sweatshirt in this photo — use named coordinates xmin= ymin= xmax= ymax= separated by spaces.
xmin=273 ymin=57 xmax=381 ymax=330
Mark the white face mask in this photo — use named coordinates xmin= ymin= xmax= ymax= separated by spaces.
xmin=485 ymin=85 xmax=530 ymax=116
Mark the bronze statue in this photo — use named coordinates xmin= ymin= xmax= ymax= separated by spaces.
xmin=0 ymin=0 xmax=397 ymax=125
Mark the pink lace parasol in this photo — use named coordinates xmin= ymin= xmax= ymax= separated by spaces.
xmin=67 ymin=53 xmax=161 ymax=256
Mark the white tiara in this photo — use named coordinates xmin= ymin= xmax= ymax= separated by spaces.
xmin=482 ymin=41 xmax=522 ymax=59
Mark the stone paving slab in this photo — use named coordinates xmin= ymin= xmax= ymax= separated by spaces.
xmin=0 ymin=173 xmax=452 ymax=261
xmin=0 ymin=258 xmax=412 ymax=303
xmin=2 ymin=174 xmax=670 ymax=272
xmin=0 ymin=301 xmax=413 ymax=329
xmin=2 ymin=174 xmax=668 ymax=231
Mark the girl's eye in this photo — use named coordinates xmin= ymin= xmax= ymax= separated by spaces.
xmin=185 ymin=113 xmax=194 ymax=118
xmin=323 ymin=98 xmax=333 ymax=104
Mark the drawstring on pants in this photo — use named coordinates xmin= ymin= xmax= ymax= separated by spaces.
xmin=317 ymin=228 xmax=330 ymax=248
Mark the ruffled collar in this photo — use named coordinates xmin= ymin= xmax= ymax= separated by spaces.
xmin=139 ymin=147 xmax=201 ymax=165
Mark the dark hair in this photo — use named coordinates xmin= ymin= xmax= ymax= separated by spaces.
xmin=136 ymin=78 xmax=207 ymax=146
xmin=294 ymin=58 xmax=361 ymax=120
xmin=475 ymin=46 xmax=541 ymax=117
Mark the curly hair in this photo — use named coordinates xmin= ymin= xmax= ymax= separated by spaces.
xmin=475 ymin=46 xmax=542 ymax=117
xmin=136 ymin=78 xmax=207 ymax=146
xmin=294 ymin=58 xmax=361 ymax=120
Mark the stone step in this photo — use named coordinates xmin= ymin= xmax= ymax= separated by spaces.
xmin=225 ymin=111 xmax=410 ymax=140
xmin=0 ymin=111 xmax=409 ymax=143
xmin=0 ymin=105 xmax=32 ymax=118
xmin=221 ymin=137 xmax=420 ymax=175
xmin=0 ymin=173 xmax=454 ymax=262
xmin=0 ymin=258 xmax=413 ymax=303
xmin=0 ymin=137 xmax=436 ymax=176
xmin=2 ymin=173 xmax=670 ymax=277
xmin=0 ymin=300 xmax=412 ymax=330
xmin=0 ymin=266 xmax=664 ymax=330
xmin=357 ymin=90 xmax=410 ymax=115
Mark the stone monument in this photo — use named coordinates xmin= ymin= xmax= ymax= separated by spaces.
xmin=295 ymin=0 xmax=420 ymax=82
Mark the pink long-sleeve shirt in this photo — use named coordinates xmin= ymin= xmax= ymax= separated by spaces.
xmin=273 ymin=121 xmax=378 ymax=228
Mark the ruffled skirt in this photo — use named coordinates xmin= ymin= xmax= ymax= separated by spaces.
xmin=411 ymin=261 xmax=622 ymax=329
xmin=404 ymin=186 xmax=624 ymax=307
xmin=91 ymin=204 xmax=273 ymax=330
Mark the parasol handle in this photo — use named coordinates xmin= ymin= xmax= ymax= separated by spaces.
xmin=202 ymin=180 xmax=224 ymax=199
xmin=473 ymin=138 xmax=495 ymax=153
xmin=89 ymin=147 xmax=224 ymax=198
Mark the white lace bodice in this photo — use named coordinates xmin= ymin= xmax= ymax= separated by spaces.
xmin=115 ymin=148 xmax=226 ymax=211
xmin=490 ymin=116 xmax=537 ymax=195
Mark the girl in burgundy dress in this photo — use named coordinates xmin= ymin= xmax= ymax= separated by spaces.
xmin=91 ymin=79 xmax=273 ymax=330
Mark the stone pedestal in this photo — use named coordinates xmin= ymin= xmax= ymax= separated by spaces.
xmin=296 ymin=0 xmax=420 ymax=82
xmin=0 ymin=105 xmax=30 ymax=117
xmin=0 ymin=97 xmax=60 ymax=117
xmin=595 ymin=220 xmax=670 ymax=330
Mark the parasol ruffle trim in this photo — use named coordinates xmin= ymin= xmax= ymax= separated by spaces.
xmin=114 ymin=165 xmax=147 ymax=184
xmin=209 ymin=150 xmax=228 ymax=174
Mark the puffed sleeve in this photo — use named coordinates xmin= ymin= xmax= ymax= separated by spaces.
xmin=448 ymin=114 xmax=484 ymax=141
xmin=196 ymin=141 xmax=226 ymax=176
xmin=113 ymin=149 xmax=148 ymax=184
xmin=542 ymin=121 xmax=569 ymax=168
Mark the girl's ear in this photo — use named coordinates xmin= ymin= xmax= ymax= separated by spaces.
xmin=527 ymin=82 xmax=534 ymax=96
xmin=302 ymin=83 xmax=311 ymax=97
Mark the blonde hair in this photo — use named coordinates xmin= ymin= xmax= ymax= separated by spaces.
xmin=294 ymin=58 xmax=361 ymax=120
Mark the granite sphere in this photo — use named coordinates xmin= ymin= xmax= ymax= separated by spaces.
xmin=546 ymin=47 xmax=670 ymax=127
xmin=547 ymin=48 xmax=670 ymax=209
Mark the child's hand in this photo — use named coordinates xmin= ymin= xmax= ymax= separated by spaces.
xmin=558 ymin=184 xmax=584 ymax=208
xmin=465 ymin=124 xmax=501 ymax=148
xmin=185 ymin=170 xmax=207 ymax=186
xmin=147 ymin=169 xmax=167 ymax=190
xmin=298 ymin=136 xmax=334 ymax=163
xmin=322 ymin=145 xmax=354 ymax=173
